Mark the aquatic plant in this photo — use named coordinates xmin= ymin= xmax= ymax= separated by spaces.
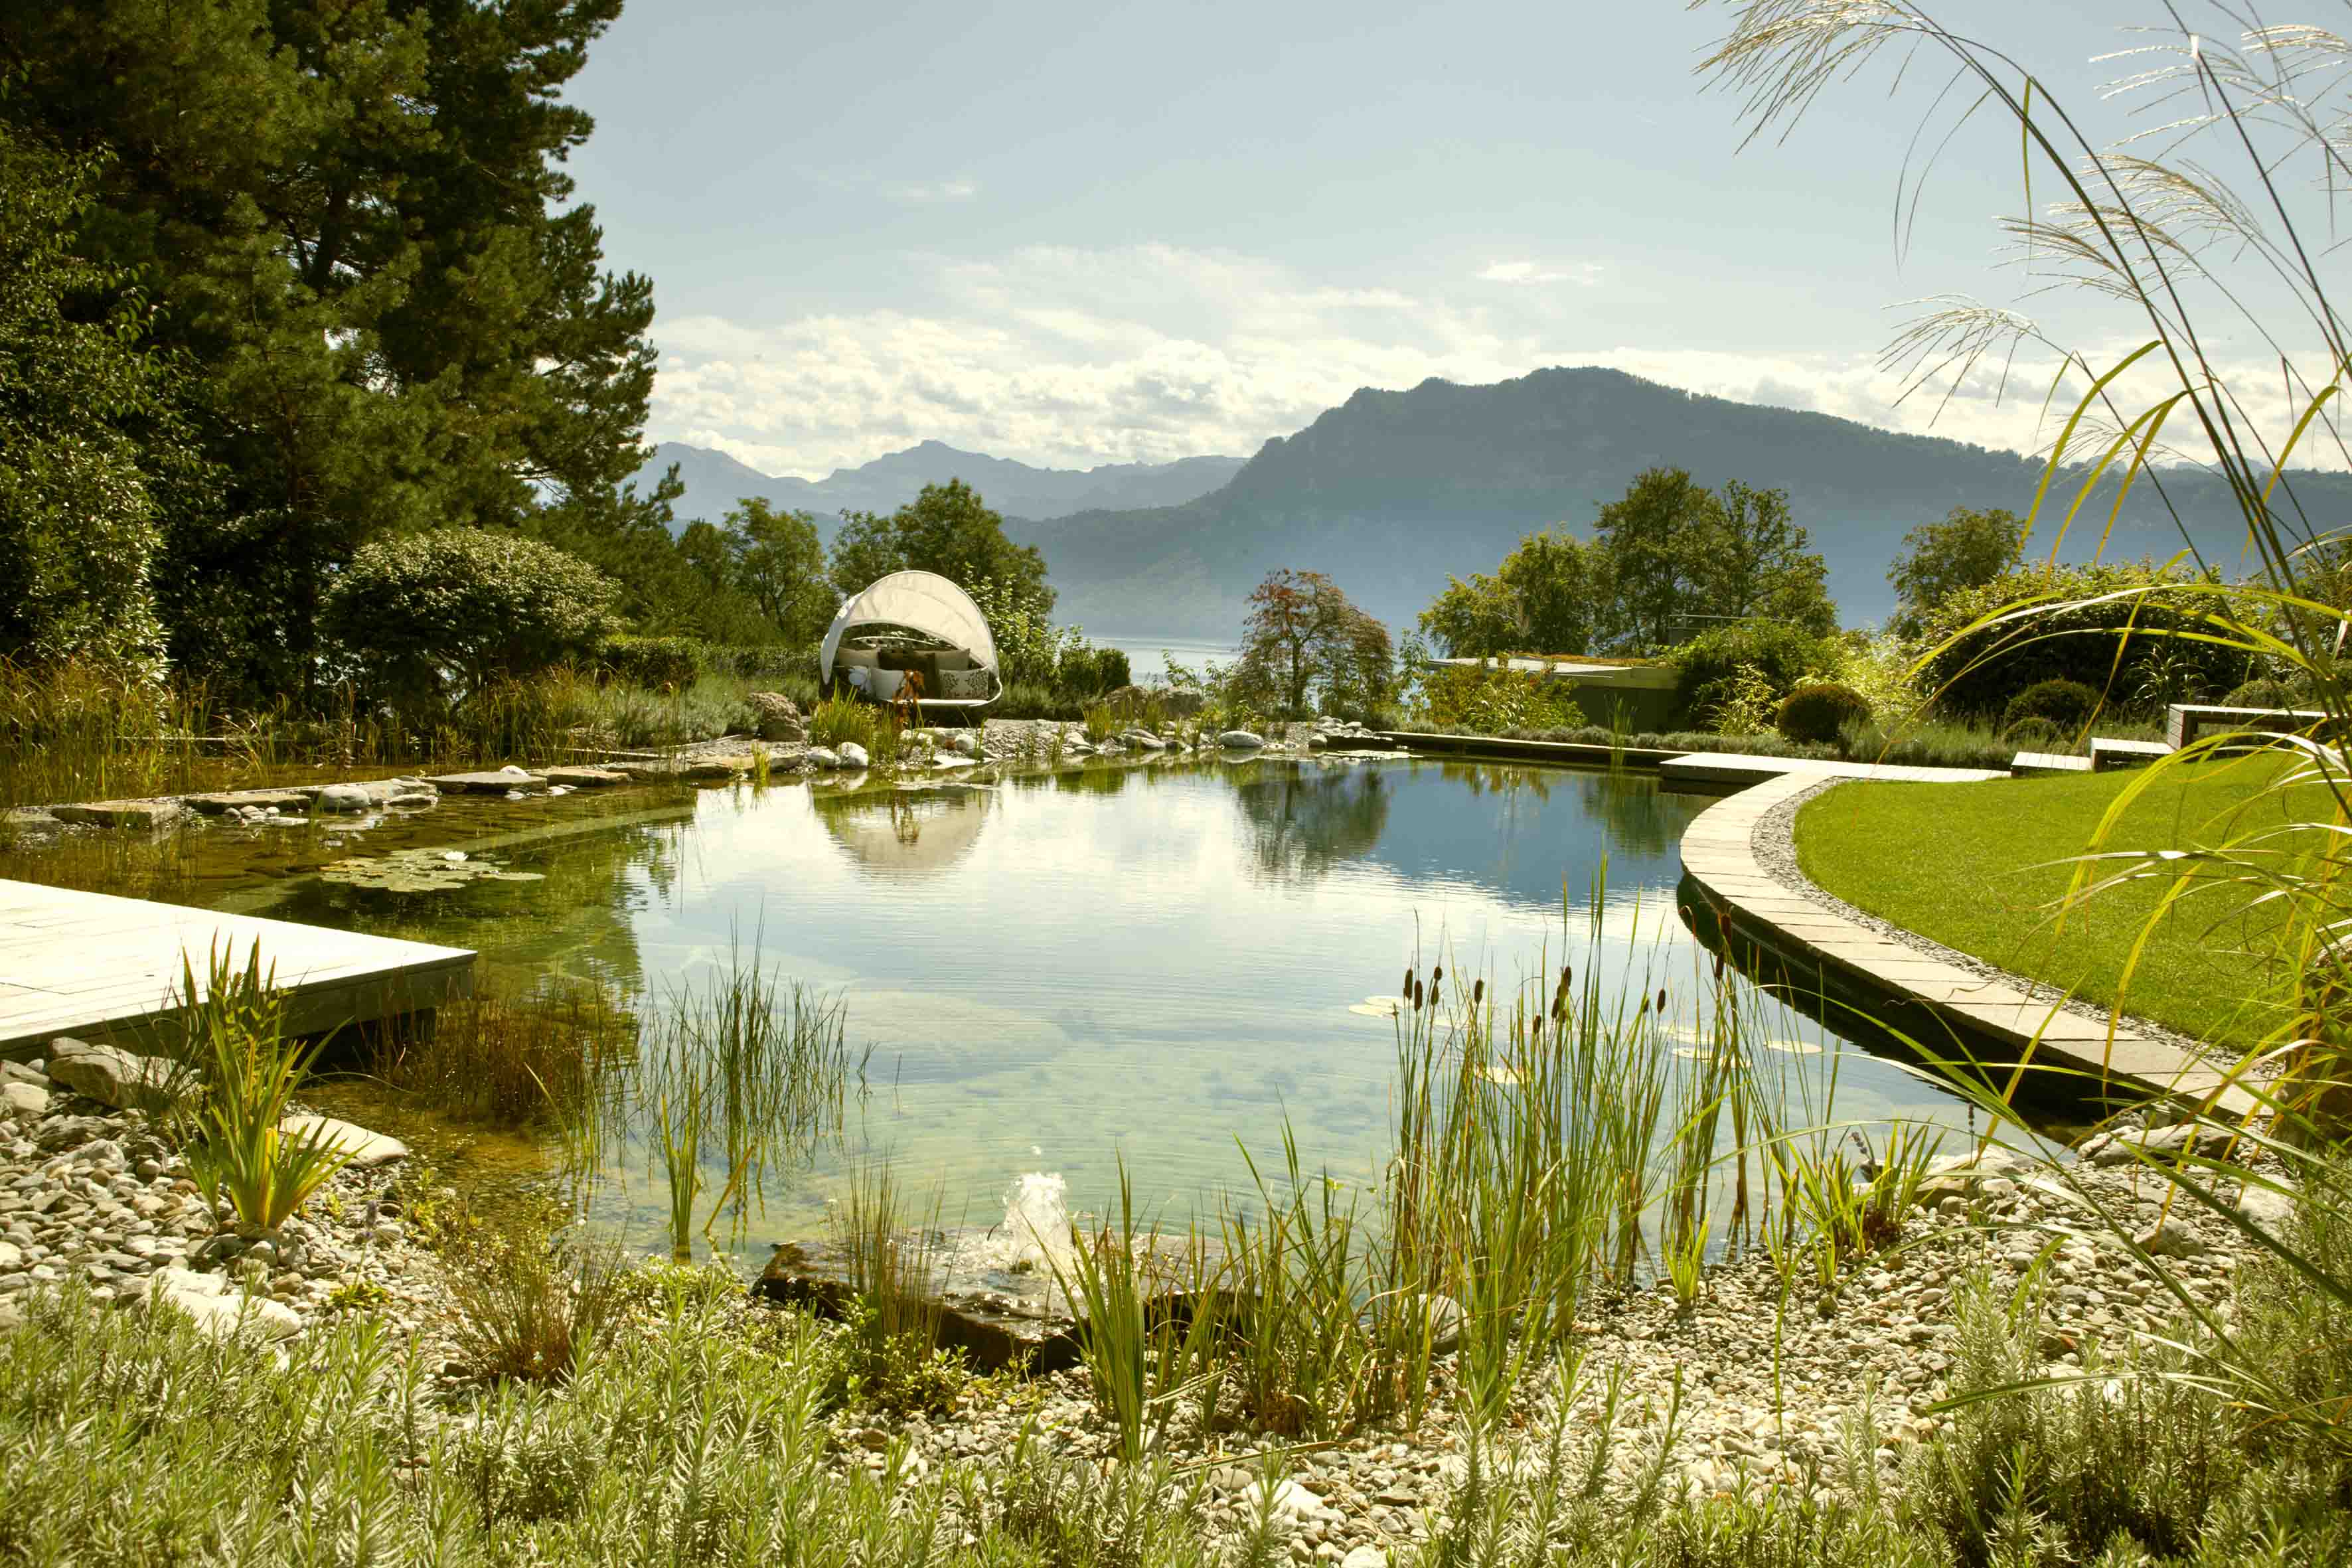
xmin=318 ymin=847 xmax=544 ymax=893
xmin=367 ymin=979 xmax=637 ymax=1130
xmin=171 ymin=943 xmax=359 ymax=1237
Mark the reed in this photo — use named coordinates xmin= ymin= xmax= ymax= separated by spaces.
xmin=364 ymin=980 xmax=637 ymax=1129
xmin=442 ymin=1210 xmax=628 ymax=1383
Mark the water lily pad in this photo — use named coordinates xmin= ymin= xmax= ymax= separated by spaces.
xmin=319 ymin=846 xmax=538 ymax=893
xmin=1672 ymin=1046 xmax=1717 ymax=1063
xmin=1363 ymin=994 xmax=1406 ymax=1010
xmin=1348 ymin=1002 xmax=1399 ymax=1018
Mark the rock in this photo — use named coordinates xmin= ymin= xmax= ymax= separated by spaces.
xmin=751 ymin=1241 xmax=1085 ymax=1375
xmin=185 ymin=790 xmax=311 ymax=816
xmin=1245 ymin=1477 xmax=1341 ymax=1526
xmin=747 ymin=692 xmax=809 ymax=742
xmin=1219 ymin=730 xmax=1265 ymax=750
xmin=428 ymin=770 xmax=549 ymax=795
xmin=46 ymin=1038 xmax=182 ymax=1113
xmin=2236 ymin=1182 xmax=2296 ymax=1233
xmin=2082 ymin=1121 xmax=2233 ymax=1166
xmin=1341 ymin=1549 xmax=1388 ymax=1568
xmin=680 ymin=759 xmax=745 ymax=781
xmin=2134 ymin=1217 xmax=2209 ymax=1258
xmin=539 ymin=767 xmax=628 ymax=788
xmin=277 ymin=1114 xmax=408 ymax=1168
xmin=949 ymin=732 xmax=980 ymax=757
xmin=147 ymin=1267 xmax=302 ymax=1342
xmin=315 ymin=783 xmax=372 ymax=813
xmin=0 ymin=1061 xmax=47 ymax=1086
xmin=1 ymin=1082 xmax=48 ymax=1118
xmin=0 ymin=1241 xmax=21 ymax=1271
xmin=838 ymin=742 xmax=870 ymax=769
xmin=806 ymin=747 xmax=841 ymax=770
xmin=49 ymin=799 xmax=183 ymax=829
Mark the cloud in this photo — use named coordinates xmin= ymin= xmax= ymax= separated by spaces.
xmin=647 ymin=244 xmax=2340 ymax=478
xmin=885 ymin=177 xmax=979 ymax=203
xmin=1476 ymin=260 xmax=1601 ymax=286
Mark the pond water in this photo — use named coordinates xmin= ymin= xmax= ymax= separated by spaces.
xmin=1 ymin=755 xmax=1986 ymax=1265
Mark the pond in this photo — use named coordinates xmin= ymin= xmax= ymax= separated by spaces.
xmin=1 ymin=755 xmax=1985 ymax=1266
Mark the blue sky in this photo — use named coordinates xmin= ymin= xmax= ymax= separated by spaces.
xmin=562 ymin=3 xmax=2264 ymax=477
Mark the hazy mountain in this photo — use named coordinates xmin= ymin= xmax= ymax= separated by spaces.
xmin=1006 ymin=366 xmax=2350 ymax=639
xmin=634 ymin=439 xmax=1245 ymax=537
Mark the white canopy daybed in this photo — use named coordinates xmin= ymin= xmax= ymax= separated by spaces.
xmin=819 ymin=570 xmax=1001 ymax=710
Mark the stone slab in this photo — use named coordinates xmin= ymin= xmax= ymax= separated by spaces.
xmin=48 ymin=800 xmax=185 ymax=828
xmin=539 ymin=767 xmax=629 ymax=787
xmin=2010 ymin=752 xmax=2092 ymax=777
xmin=183 ymin=791 xmax=313 ymax=815
xmin=427 ymin=771 xmax=548 ymax=795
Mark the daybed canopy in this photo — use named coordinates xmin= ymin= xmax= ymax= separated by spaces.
xmin=819 ymin=570 xmax=1000 ymax=674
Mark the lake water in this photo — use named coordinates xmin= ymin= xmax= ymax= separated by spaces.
xmin=1095 ymin=636 xmax=1240 ymax=684
xmin=1 ymin=754 xmax=1986 ymax=1265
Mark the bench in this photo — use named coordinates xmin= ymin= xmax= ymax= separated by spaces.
xmin=2165 ymin=703 xmax=2331 ymax=750
xmin=2090 ymin=737 xmax=2173 ymax=772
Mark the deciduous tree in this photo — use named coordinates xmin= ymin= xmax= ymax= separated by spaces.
xmin=1239 ymin=569 xmax=1393 ymax=718
xmin=1888 ymin=507 xmax=2029 ymax=636
xmin=828 ymin=481 xmax=1052 ymax=611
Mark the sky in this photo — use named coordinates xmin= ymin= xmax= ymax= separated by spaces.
xmin=561 ymin=2 xmax=2322 ymax=479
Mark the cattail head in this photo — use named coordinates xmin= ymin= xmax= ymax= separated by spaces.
xmin=1431 ymin=964 xmax=1443 ymax=990
xmin=1657 ymin=986 xmax=1668 ymax=1013
xmin=1403 ymin=965 xmax=1414 ymax=996
xmin=1411 ymin=979 xmax=1424 ymax=1010
xmin=1472 ymin=977 xmax=1484 ymax=1006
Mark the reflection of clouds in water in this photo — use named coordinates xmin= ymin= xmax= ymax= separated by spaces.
xmin=815 ymin=787 xmax=994 ymax=880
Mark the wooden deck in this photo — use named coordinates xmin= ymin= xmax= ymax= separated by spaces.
xmin=0 ymin=880 xmax=474 ymax=1060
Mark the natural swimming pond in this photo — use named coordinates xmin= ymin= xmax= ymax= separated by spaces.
xmin=3 ymin=755 xmax=1988 ymax=1265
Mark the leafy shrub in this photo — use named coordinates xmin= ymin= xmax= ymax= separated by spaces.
xmin=2003 ymin=677 xmax=2102 ymax=733
xmin=2222 ymin=676 xmax=2306 ymax=711
xmin=1415 ymin=664 xmax=1583 ymax=733
xmin=1056 ymin=643 xmax=1131 ymax=698
xmin=706 ymin=643 xmax=819 ymax=683
xmin=1672 ymin=619 xmax=1832 ymax=726
xmin=1776 ymin=682 xmax=1872 ymax=744
xmin=1917 ymin=559 xmax=2252 ymax=716
xmin=323 ymin=530 xmax=619 ymax=710
xmin=596 ymin=633 xmax=704 ymax=690
xmin=2000 ymin=716 xmax=2072 ymax=753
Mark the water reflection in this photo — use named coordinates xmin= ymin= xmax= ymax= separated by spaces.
xmin=815 ymin=786 xmax=994 ymax=881
xmin=1231 ymin=761 xmax=1391 ymax=884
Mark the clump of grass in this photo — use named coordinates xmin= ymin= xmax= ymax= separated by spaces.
xmin=365 ymin=980 xmax=637 ymax=1128
xmin=443 ymin=1210 xmax=627 ymax=1385
xmin=809 ymin=694 xmax=880 ymax=753
xmin=826 ymin=1164 xmax=965 ymax=1413
xmin=171 ymin=943 xmax=360 ymax=1237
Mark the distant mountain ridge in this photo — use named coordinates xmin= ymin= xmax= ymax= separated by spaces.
xmin=635 ymin=439 xmax=1246 ymax=536
xmin=1002 ymin=366 xmax=2349 ymax=638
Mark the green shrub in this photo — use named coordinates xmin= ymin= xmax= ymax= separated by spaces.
xmin=807 ymin=694 xmax=878 ymax=753
xmin=323 ymin=530 xmax=619 ymax=710
xmin=596 ymin=633 xmax=704 ymax=690
xmin=706 ymin=643 xmax=819 ymax=684
xmin=1056 ymin=644 xmax=1131 ymax=698
xmin=1775 ymin=682 xmax=1872 ymax=744
xmin=2221 ymin=676 xmax=2306 ymax=711
xmin=1672 ymin=619 xmax=1832 ymax=725
xmin=1917 ymin=560 xmax=2251 ymax=716
xmin=2003 ymin=677 xmax=2102 ymax=733
xmin=1999 ymin=716 xmax=2072 ymax=753
xmin=444 ymin=1214 xmax=627 ymax=1385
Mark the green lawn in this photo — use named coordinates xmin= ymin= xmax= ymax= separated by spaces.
xmin=1794 ymin=756 xmax=2333 ymax=1050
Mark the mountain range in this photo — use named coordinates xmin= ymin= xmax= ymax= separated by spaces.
xmin=639 ymin=439 xmax=1246 ymax=532
xmin=639 ymin=366 xmax=2351 ymax=639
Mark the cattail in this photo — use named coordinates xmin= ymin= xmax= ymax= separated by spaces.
xmin=1472 ymin=977 xmax=1484 ymax=1006
xmin=1411 ymin=979 xmax=1423 ymax=1010
xmin=1657 ymin=986 xmax=1668 ymax=1013
xmin=1403 ymin=965 xmax=1414 ymax=996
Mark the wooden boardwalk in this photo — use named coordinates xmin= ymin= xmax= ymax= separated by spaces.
xmin=0 ymin=879 xmax=474 ymax=1059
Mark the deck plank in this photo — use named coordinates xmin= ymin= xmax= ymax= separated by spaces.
xmin=0 ymin=878 xmax=474 ymax=1059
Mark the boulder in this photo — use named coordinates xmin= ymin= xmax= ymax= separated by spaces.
xmin=949 ymin=732 xmax=980 ymax=757
xmin=747 ymin=692 xmax=808 ymax=742
xmin=429 ymin=770 xmax=549 ymax=795
xmin=1219 ymin=730 xmax=1265 ymax=749
xmin=806 ymin=746 xmax=841 ymax=770
xmin=1 ymin=1081 xmax=48 ymax=1118
xmin=46 ymin=1038 xmax=181 ymax=1113
xmin=279 ymin=1113 xmax=408 ymax=1167
xmin=315 ymin=783 xmax=372 ymax=813
xmin=1398 ymin=1290 xmax=1466 ymax=1356
xmin=49 ymin=799 xmax=183 ymax=829
xmin=838 ymin=742 xmax=870 ymax=769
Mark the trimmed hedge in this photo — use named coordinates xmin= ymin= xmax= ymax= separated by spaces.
xmin=1775 ymin=682 xmax=1872 ymax=745
xmin=597 ymin=634 xmax=705 ymax=690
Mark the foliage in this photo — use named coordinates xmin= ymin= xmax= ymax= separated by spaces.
xmin=1915 ymin=560 xmax=2252 ymax=718
xmin=2000 ymin=716 xmax=2071 ymax=751
xmin=443 ymin=1214 xmax=627 ymax=1385
xmin=1 ymin=0 xmax=663 ymax=701
xmin=1672 ymin=619 xmax=1833 ymax=726
xmin=680 ymin=499 xmax=835 ymax=645
xmin=1413 ymin=664 xmax=1585 ymax=733
xmin=323 ymin=530 xmax=621 ymax=712
xmin=0 ymin=121 xmax=170 ymax=678
xmin=1775 ymin=681 xmax=1872 ymax=744
xmin=1056 ymin=644 xmax=1131 ymax=698
xmin=366 ymin=980 xmax=636 ymax=1129
xmin=173 ymin=944 xmax=357 ymax=1238
xmin=2219 ymin=677 xmax=2305 ymax=712
xmin=1239 ymin=568 xmax=1394 ymax=718
xmin=594 ymin=633 xmax=704 ymax=691
xmin=1889 ymin=507 xmax=2029 ymax=637
xmin=2002 ymin=678 xmax=2102 ymax=735
xmin=808 ymin=694 xmax=882 ymax=753
xmin=1592 ymin=467 xmax=1835 ymax=648
xmin=829 ymin=480 xmax=1052 ymax=611
xmin=1420 ymin=526 xmax=1607 ymax=657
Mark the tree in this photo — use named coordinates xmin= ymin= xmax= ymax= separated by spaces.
xmin=1239 ymin=569 xmax=1393 ymax=718
xmin=0 ymin=122 xmax=171 ymax=675
xmin=720 ymin=500 xmax=836 ymax=645
xmin=1420 ymin=527 xmax=1605 ymax=657
xmin=0 ymin=0 xmax=660 ymax=700
xmin=322 ymin=530 xmax=620 ymax=710
xmin=828 ymin=481 xmax=1052 ymax=611
xmin=1591 ymin=467 xmax=1716 ymax=649
xmin=1689 ymin=480 xmax=1835 ymax=636
xmin=1889 ymin=507 xmax=2029 ymax=636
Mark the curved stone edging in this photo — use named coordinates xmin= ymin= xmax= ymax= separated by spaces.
xmin=1678 ymin=771 xmax=2256 ymax=1115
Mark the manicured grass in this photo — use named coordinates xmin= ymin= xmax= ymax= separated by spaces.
xmin=1794 ymin=755 xmax=2335 ymax=1050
